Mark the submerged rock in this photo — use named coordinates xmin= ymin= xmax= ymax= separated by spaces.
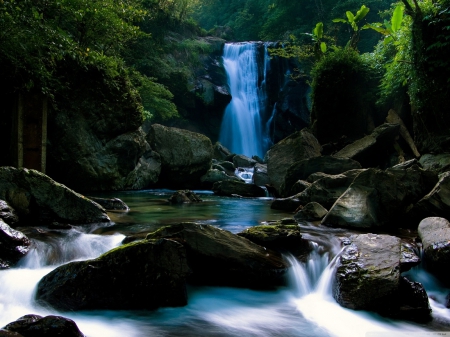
xmin=168 ymin=190 xmax=203 ymax=204
xmin=212 ymin=180 xmax=266 ymax=197
xmin=146 ymin=223 xmax=288 ymax=288
xmin=36 ymin=238 xmax=190 ymax=311
xmin=0 ymin=167 xmax=109 ymax=225
xmin=0 ymin=219 xmax=31 ymax=269
xmin=2 ymin=314 xmax=85 ymax=337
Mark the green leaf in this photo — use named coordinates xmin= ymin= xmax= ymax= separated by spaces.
xmin=320 ymin=41 xmax=327 ymax=53
xmin=332 ymin=18 xmax=347 ymax=23
xmin=354 ymin=5 xmax=369 ymax=23
xmin=313 ymin=22 xmax=323 ymax=39
xmin=391 ymin=5 xmax=404 ymax=32
xmin=346 ymin=11 xmax=355 ymax=23
xmin=364 ymin=23 xmax=390 ymax=35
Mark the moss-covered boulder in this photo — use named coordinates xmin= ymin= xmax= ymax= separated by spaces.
xmin=1 ymin=314 xmax=85 ymax=337
xmin=35 ymin=238 xmax=190 ymax=311
xmin=146 ymin=223 xmax=288 ymax=288
xmin=0 ymin=167 xmax=109 ymax=225
xmin=0 ymin=219 xmax=31 ymax=269
xmin=147 ymin=124 xmax=213 ymax=189
xmin=168 ymin=190 xmax=202 ymax=204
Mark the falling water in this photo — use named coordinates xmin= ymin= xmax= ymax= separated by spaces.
xmin=219 ymin=43 xmax=267 ymax=158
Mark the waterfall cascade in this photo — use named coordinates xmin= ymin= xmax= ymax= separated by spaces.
xmin=219 ymin=42 xmax=269 ymax=158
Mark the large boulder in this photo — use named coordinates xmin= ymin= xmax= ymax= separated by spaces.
xmin=146 ymin=223 xmax=288 ymax=288
xmin=322 ymin=166 xmax=436 ymax=229
xmin=294 ymin=202 xmax=328 ymax=221
xmin=418 ymin=217 xmax=450 ymax=284
xmin=333 ymin=123 xmax=400 ymax=168
xmin=35 ymin=238 xmax=190 ymax=311
xmin=1 ymin=314 xmax=85 ymax=337
xmin=200 ymin=169 xmax=242 ymax=187
xmin=252 ymin=163 xmax=270 ymax=186
xmin=147 ymin=124 xmax=213 ymax=189
xmin=0 ymin=200 xmax=19 ymax=226
xmin=233 ymin=155 xmax=257 ymax=168
xmin=266 ymin=129 xmax=321 ymax=194
xmin=0 ymin=219 xmax=31 ymax=269
xmin=0 ymin=167 xmax=109 ymax=225
xmin=212 ymin=180 xmax=266 ymax=198
xmin=281 ymin=156 xmax=361 ymax=197
xmin=334 ymin=233 xmax=431 ymax=320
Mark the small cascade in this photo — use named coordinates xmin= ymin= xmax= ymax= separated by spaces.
xmin=219 ymin=43 xmax=268 ymax=158
xmin=235 ymin=167 xmax=254 ymax=183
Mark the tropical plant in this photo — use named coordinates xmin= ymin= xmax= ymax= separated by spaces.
xmin=332 ymin=4 xmax=371 ymax=48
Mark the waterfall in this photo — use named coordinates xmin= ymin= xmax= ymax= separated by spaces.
xmin=219 ymin=43 xmax=268 ymax=158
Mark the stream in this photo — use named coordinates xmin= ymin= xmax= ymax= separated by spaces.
xmin=1 ymin=190 xmax=450 ymax=336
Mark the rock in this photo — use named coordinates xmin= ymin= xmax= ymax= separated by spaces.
xmin=323 ymin=166 xmax=435 ymax=229
xmin=419 ymin=153 xmax=450 ymax=174
xmin=237 ymin=220 xmax=309 ymax=254
xmin=35 ymin=238 xmax=190 ymax=311
xmin=147 ymin=124 xmax=213 ymax=189
xmin=87 ymin=197 xmax=129 ymax=211
xmin=290 ymin=180 xmax=311 ymax=195
xmin=0 ymin=329 xmax=23 ymax=336
xmin=252 ymin=155 xmax=265 ymax=164
xmin=0 ymin=200 xmax=19 ymax=227
xmin=233 ymin=154 xmax=257 ymax=168
xmin=168 ymin=190 xmax=203 ymax=204
xmin=408 ymin=171 xmax=450 ymax=222
xmin=0 ymin=167 xmax=109 ymax=225
xmin=212 ymin=180 xmax=266 ymax=198
xmin=271 ymin=195 xmax=303 ymax=212
xmin=146 ymin=223 xmax=288 ymax=288
xmin=213 ymin=142 xmax=232 ymax=160
xmin=266 ymin=129 xmax=321 ymax=194
xmin=333 ymin=123 xmax=400 ymax=168
xmin=0 ymin=219 xmax=31 ymax=269
xmin=252 ymin=163 xmax=270 ymax=186
xmin=400 ymin=241 xmax=421 ymax=272
xmin=333 ymin=234 xmax=401 ymax=314
xmin=281 ymin=156 xmax=362 ymax=197
xmin=418 ymin=217 xmax=450 ymax=284
xmin=396 ymin=277 xmax=432 ymax=322
xmin=294 ymin=202 xmax=328 ymax=221
xmin=386 ymin=109 xmax=420 ymax=158
xmin=392 ymin=158 xmax=420 ymax=170
xmin=2 ymin=314 xmax=85 ymax=337
xmin=200 ymin=169 xmax=242 ymax=187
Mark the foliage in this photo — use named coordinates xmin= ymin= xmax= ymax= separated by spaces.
xmin=332 ymin=5 xmax=371 ymax=48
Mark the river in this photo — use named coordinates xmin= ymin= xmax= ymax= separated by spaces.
xmin=1 ymin=190 xmax=450 ymax=336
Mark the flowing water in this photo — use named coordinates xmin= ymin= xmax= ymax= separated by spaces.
xmin=1 ymin=190 xmax=450 ymax=336
xmin=219 ymin=43 xmax=268 ymax=158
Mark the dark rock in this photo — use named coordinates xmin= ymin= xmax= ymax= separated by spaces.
xmin=146 ymin=223 xmax=288 ymax=288
xmin=168 ymin=190 xmax=203 ymax=204
xmin=294 ymin=202 xmax=328 ymax=221
xmin=392 ymin=158 xmax=421 ymax=170
xmin=419 ymin=153 xmax=450 ymax=174
xmin=333 ymin=123 xmax=400 ymax=168
xmin=215 ymin=160 xmax=235 ymax=173
xmin=271 ymin=195 xmax=303 ymax=212
xmin=333 ymin=234 xmax=401 ymax=314
xmin=213 ymin=142 xmax=232 ymax=161
xmin=252 ymin=155 xmax=265 ymax=164
xmin=48 ymin=222 xmax=72 ymax=230
xmin=323 ymin=166 xmax=435 ymax=229
xmin=281 ymin=156 xmax=361 ymax=197
xmin=400 ymin=241 xmax=421 ymax=272
xmin=212 ymin=180 xmax=266 ymax=198
xmin=0 ymin=200 xmax=19 ymax=227
xmin=200 ymin=169 xmax=242 ymax=187
xmin=233 ymin=154 xmax=257 ymax=168
xmin=290 ymin=180 xmax=311 ymax=195
xmin=0 ymin=167 xmax=109 ymax=224
xmin=396 ymin=277 xmax=432 ymax=322
xmin=88 ymin=197 xmax=129 ymax=211
xmin=147 ymin=124 xmax=213 ymax=189
xmin=0 ymin=329 xmax=23 ymax=336
xmin=35 ymin=238 xmax=190 ymax=311
xmin=0 ymin=219 xmax=31 ymax=269
xmin=418 ymin=217 xmax=450 ymax=284
xmin=2 ymin=314 xmax=85 ymax=337
xmin=305 ymin=172 xmax=335 ymax=184
xmin=237 ymin=220 xmax=310 ymax=255
xmin=266 ymin=129 xmax=321 ymax=194
xmin=252 ymin=163 xmax=269 ymax=186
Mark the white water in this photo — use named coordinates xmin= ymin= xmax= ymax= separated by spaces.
xmin=219 ymin=43 xmax=267 ymax=158
xmin=1 ymin=225 xmax=449 ymax=336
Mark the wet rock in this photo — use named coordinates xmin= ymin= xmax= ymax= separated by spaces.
xmin=419 ymin=153 xmax=450 ymax=174
xmin=147 ymin=124 xmax=213 ymax=189
xmin=418 ymin=217 xmax=450 ymax=284
xmin=333 ymin=234 xmax=401 ymax=314
xmin=200 ymin=169 xmax=242 ymax=187
xmin=400 ymin=241 xmax=421 ymax=272
xmin=168 ymin=190 xmax=203 ymax=204
xmin=252 ymin=163 xmax=269 ymax=186
xmin=2 ymin=314 xmax=85 ymax=337
xmin=290 ymin=180 xmax=311 ymax=195
xmin=233 ymin=154 xmax=257 ymax=168
xmin=0 ymin=219 xmax=31 ymax=269
xmin=0 ymin=167 xmax=110 ymax=225
xmin=270 ymin=195 xmax=303 ymax=212
xmin=396 ymin=277 xmax=432 ymax=322
xmin=88 ymin=197 xmax=129 ymax=211
xmin=266 ymin=129 xmax=321 ymax=194
xmin=213 ymin=142 xmax=232 ymax=160
xmin=323 ymin=166 xmax=435 ymax=229
xmin=333 ymin=123 xmax=400 ymax=168
xmin=212 ymin=180 xmax=266 ymax=198
xmin=281 ymin=156 xmax=361 ymax=197
xmin=392 ymin=158 xmax=420 ymax=170
xmin=294 ymin=202 xmax=328 ymax=221
xmin=146 ymin=223 xmax=288 ymax=288
xmin=36 ymin=238 xmax=190 ymax=311
xmin=252 ymin=155 xmax=265 ymax=164
xmin=0 ymin=200 xmax=19 ymax=227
